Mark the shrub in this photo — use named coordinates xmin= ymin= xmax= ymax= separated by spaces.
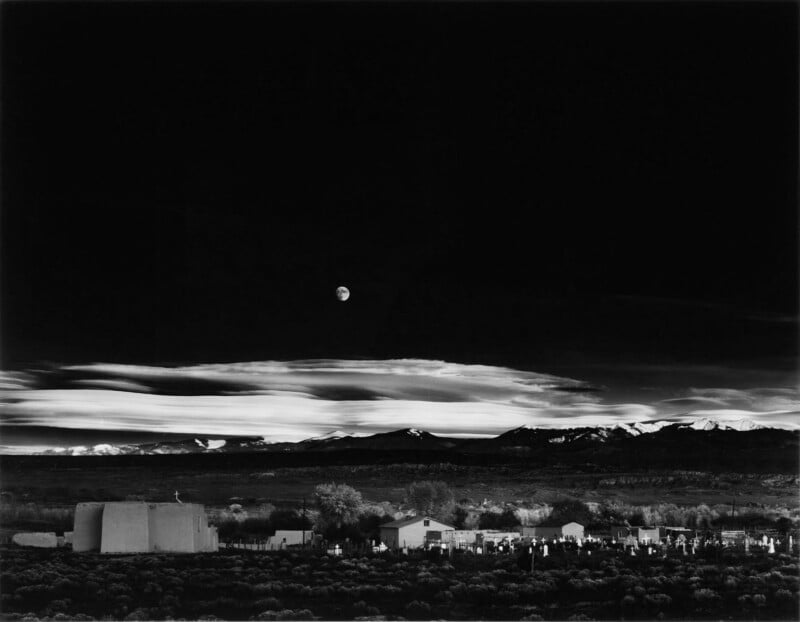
xmin=253 ymin=609 xmax=315 ymax=620
xmin=405 ymin=600 xmax=432 ymax=619
xmin=255 ymin=598 xmax=283 ymax=610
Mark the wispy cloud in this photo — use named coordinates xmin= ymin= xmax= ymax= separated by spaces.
xmin=1 ymin=359 xmax=797 ymax=451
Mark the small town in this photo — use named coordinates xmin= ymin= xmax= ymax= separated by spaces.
xmin=8 ymin=484 xmax=798 ymax=559
xmin=3 ymin=485 xmax=799 ymax=622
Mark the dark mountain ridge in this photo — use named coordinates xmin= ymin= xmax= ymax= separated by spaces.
xmin=3 ymin=421 xmax=797 ymax=474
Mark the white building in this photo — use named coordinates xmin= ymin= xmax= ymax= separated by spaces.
xmin=73 ymin=502 xmax=218 ymax=553
xmin=380 ymin=516 xmax=455 ymax=549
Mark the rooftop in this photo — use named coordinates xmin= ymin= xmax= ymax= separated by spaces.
xmin=382 ymin=515 xmax=455 ymax=530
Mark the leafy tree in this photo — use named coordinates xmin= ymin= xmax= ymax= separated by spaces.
xmin=358 ymin=512 xmax=395 ymax=542
xmin=269 ymin=509 xmax=311 ymax=531
xmin=548 ymin=498 xmax=593 ymax=526
xmin=313 ymin=483 xmax=363 ymax=530
xmin=404 ymin=480 xmax=454 ymax=520
xmin=452 ymin=506 xmax=469 ymax=529
xmin=478 ymin=509 xmax=518 ymax=530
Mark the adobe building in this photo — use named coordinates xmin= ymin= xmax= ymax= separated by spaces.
xmin=73 ymin=502 xmax=218 ymax=553
xmin=380 ymin=516 xmax=455 ymax=548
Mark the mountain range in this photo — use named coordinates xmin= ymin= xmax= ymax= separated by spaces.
xmin=37 ymin=417 xmax=781 ymax=456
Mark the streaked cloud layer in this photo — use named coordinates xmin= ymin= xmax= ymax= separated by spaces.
xmin=1 ymin=359 xmax=798 ymax=452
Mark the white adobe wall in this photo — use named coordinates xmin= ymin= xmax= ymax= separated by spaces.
xmin=75 ymin=501 xmax=218 ymax=554
xmin=12 ymin=532 xmax=57 ymax=548
xmin=562 ymin=523 xmax=585 ymax=539
xmin=149 ymin=504 xmax=197 ymax=552
xmin=101 ymin=502 xmax=150 ymax=553
xmin=73 ymin=502 xmax=104 ymax=552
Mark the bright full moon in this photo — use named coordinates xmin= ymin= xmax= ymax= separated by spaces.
xmin=336 ymin=286 xmax=350 ymax=302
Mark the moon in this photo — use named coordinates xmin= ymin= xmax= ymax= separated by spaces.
xmin=336 ymin=286 xmax=350 ymax=302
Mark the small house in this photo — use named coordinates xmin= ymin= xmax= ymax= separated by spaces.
xmin=380 ymin=516 xmax=455 ymax=549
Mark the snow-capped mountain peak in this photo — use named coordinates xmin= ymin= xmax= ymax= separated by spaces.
xmin=613 ymin=420 xmax=673 ymax=436
xmin=194 ymin=438 xmax=227 ymax=450
xmin=684 ymin=417 xmax=763 ymax=431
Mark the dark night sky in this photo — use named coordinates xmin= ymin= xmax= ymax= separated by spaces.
xmin=2 ymin=1 xmax=798 ymax=380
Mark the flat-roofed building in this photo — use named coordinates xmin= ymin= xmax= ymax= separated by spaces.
xmin=73 ymin=502 xmax=218 ymax=553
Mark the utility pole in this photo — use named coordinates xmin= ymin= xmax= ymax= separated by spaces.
xmin=302 ymin=497 xmax=307 ymax=549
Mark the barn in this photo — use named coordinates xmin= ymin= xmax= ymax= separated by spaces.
xmin=380 ymin=516 xmax=455 ymax=549
xmin=73 ymin=502 xmax=218 ymax=553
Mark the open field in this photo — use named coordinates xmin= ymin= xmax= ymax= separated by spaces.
xmin=3 ymin=460 xmax=798 ymax=510
xmin=1 ymin=546 xmax=798 ymax=620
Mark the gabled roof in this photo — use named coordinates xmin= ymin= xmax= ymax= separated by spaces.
xmin=381 ymin=515 xmax=455 ymax=530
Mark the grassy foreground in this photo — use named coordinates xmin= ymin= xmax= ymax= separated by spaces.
xmin=1 ymin=546 xmax=798 ymax=621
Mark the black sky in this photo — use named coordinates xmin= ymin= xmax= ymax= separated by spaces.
xmin=2 ymin=1 xmax=798 ymax=378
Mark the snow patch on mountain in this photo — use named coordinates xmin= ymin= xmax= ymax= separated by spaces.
xmin=614 ymin=421 xmax=673 ymax=436
xmin=194 ymin=438 xmax=227 ymax=450
xmin=684 ymin=417 xmax=763 ymax=431
xmin=304 ymin=430 xmax=351 ymax=441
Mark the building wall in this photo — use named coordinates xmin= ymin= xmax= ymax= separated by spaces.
xmin=73 ymin=502 xmax=104 ymax=552
xmin=562 ymin=523 xmax=585 ymax=539
xmin=76 ymin=501 xmax=218 ymax=554
xmin=524 ymin=526 xmax=562 ymax=540
xmin=477 ymin=531 xmax=522 ymax=544
xmin=101 ymin=502 xmax=150 ymax=553
xmin=636 ymin=528 xmax=660 ymax=543
xmin=442 ymin=529 xmax=481 ymax=545
xmin=149 ymin=504 xmax=198 ymax=552
xmin=381 ymin=518 xmax=453 ymax=548
xmin=610 ymin=526 xmax=631 ymax=541
xmin=380 ymin=527 xmax=400 ymax=548
xmin=270 ymin=530 xmax=313 ymax=548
